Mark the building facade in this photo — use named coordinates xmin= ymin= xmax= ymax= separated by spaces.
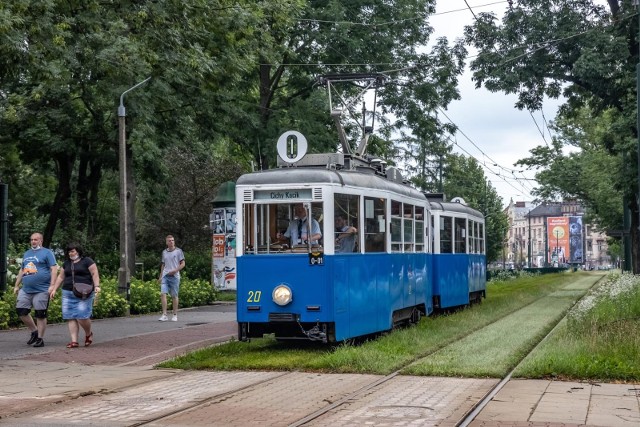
xmin=503 ymin=199 xmax=610 ymax=269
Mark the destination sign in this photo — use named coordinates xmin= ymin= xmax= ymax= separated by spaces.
xmin=254 ymin=189 xmax=312 ymax=200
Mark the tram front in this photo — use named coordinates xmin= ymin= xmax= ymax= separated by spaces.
xmin=235 ymin=171 xmax=334 ymax=342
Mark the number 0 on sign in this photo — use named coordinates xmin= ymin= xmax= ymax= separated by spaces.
xmin=277 ymin=131 xmax=307 ymax=163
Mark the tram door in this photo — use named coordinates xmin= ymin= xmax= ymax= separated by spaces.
xmin=212 ymin=207 xmax=237 ymax=290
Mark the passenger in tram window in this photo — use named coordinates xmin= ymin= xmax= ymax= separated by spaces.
xmin=276 ymin=204 xmax=322 ymax=245
xmin=335 ymin=215 xmax=357 ymax=253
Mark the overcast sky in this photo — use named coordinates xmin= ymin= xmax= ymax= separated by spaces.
xmin=430 ymin=0 xmax=559 ymax=207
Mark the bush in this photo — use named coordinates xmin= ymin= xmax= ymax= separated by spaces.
xmin=0 ymin=275 xmax=218 ymax=329
xmin=0 ymin=299 xmax=10 ymax=329
xmin=93 ymin=250 xmax=211 ymax=282
xmin=92 ymin=278 xmax=129 ymax=319
xmin=129 ymin=278 xmax=162 ymax=314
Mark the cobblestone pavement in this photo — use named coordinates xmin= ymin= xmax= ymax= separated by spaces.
xmin=1 ymin=304 xmax=638 ymax=426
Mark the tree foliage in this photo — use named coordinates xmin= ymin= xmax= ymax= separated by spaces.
xmin=441 ymin=154 xmax=509 ymax=262
xmin=1 ymin=0 xmax=481 ymax=265
xmin=465 ymin=0 xmax=639 ymax=272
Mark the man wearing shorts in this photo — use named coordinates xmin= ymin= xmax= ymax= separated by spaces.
xmin=13 ymin=233 xmax=58 ymax=347
xmin=158 ymin=235 xmax=185 ymax=322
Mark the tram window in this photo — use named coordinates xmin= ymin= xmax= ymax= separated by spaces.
xmin=479 ymin=222 xmax=485 ymax=254
xmin=390 ymin=200 xmax=402 ymax=252
xmin=364 ymin=197 xmax=386 ymax=252
xmin=415 ymin=206 xmax=424 ymax=252
xmin=244 ymin=202 xmax=324 ymax=254
xmin=455 ymin=217 xmax=466 ymax=253
xmin=334 ymin=193 xmax=359 ymax=253
xmin=469 ymin=220 xmax=476 ymax=253
xmin=403 ymin=204 xmax=414 ymax=252
xmin=241 ymin=204 xmax=254 ymax=253
xmin=430 ymin=215 xmax=435 ymax=253
xmin=440 ymin=216 xmax=452 ymax=254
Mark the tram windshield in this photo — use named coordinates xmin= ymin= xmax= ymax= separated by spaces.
xmin=242 ymin=202 xmax=324 ymax=254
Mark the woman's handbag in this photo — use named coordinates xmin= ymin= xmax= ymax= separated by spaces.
xmin=71 ymin=260 xmax=94 ymax=300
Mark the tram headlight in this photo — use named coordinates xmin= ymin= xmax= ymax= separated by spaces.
xmin=272 ymin=284 xmax=293 ymax=306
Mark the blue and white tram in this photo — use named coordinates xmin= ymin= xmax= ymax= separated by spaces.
xmin=236 ymin=160 xmax=433 ymax=343
xmin=429 ymin=197 xmax=486 ymax=310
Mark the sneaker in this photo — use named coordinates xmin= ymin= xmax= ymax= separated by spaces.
xmin=159 ymin=314 xmax=168 ymax=322
xmin=171 ymin=314 xmax=178 ymax=322
xmin=33 ymin=338 xmax=44 ymax=347
xmin=27 ymin=331 xmax=38 ymax=345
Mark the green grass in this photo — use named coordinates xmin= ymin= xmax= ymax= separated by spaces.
xmin=160 ymin=272 xmax=593 ymax=374
xmin=515 ymin=272 xmax=640 ymax=382
xmin=216 ymin=290 xmax=237 ymax=302
xmin=403 ymin=275 xmax=597 ymax=378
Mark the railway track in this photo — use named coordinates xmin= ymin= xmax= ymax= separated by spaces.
xmin=1 ymin=274 xmax=604 ymax=426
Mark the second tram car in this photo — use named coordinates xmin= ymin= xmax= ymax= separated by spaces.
xmin=430 ymin=197 xmax=487 ymax=310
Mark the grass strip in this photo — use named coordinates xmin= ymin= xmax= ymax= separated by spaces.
xmin=159 ymin=272 xmax=600 ymax=375
xmin=402 ymin=274 xmax=597 ymax=377
xmin=515 ymin=273 xmax=640 ymax=382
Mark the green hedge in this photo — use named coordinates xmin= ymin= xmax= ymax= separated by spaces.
xmin=0 ymin=276 xmax=218 ymax=330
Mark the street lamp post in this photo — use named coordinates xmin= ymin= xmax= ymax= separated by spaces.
xmin=554 ymin=229 xmax=561 ymax=266
xmin=118 ymin=77 xmax=151 ymax=314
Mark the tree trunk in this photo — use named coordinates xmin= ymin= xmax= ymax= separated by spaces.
xmin=43 ymin=154 xmax=74 ymax=247
xmin=76 ymin=152 xmax=90 ymax=233
xmin=86 ymin=163 xmax=101 ymax=241
xmin=632 ymin=201 xmax=639 ymax=274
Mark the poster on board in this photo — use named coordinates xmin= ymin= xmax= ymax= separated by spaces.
xmin=568 ymin=216 xmax=583 ymax=264
xmin=211 ymin=207 xmax=237 ymax=290
xmin=547 ymin=216 xmax=568 ymax=266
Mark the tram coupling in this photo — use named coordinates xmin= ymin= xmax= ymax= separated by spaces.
xmin=298 ymin=320 xmax=328 ymax=343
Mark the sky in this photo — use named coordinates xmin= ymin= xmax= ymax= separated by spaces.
xmin=430 ymin=0 xmax=560 ymax=207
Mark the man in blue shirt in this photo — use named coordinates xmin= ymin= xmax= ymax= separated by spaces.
xmin=13 ymin=233 xmax=58 ymax=347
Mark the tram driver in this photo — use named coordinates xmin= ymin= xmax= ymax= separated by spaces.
xmin=276 ymin=204 xmax=322 ymax=246
xmin=335 ymin=215 xmax=357 ymax=252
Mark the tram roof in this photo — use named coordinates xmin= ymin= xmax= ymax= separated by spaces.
xmin=430 ymin=201 xmax=484 ymax=219
xmin=236 ymin=167 xmax=426 ymax=200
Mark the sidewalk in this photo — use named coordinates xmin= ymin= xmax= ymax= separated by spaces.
xmin=0 ymin=304 xmax=237 ymax=418
xmin=0 ymin=304 xmax=638 ymax=426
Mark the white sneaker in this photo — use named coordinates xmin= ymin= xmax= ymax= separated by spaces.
xmin=171 ymin=314 xmax=178 ymax=322
xmin=159 ymin=314 xmax=168 ymax=322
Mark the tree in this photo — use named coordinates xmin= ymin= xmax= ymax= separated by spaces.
xmin=441 ymin=154 xmax=509 ymax=263
xmin=0 ymin=0 xmax=291 ymax=252
xmin=464 ymin=0 xmax=640 ymax=272
xmin=250 ymin=0 xmax=467 ymax=169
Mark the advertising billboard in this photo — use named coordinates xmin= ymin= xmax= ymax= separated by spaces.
xmin=547 ymin=216 xmax=584 ymax=265
xmin=568 ymin=216 xmax=584 ymax=264
xmin=212 ymin=207 xmax=237 ymax=290
xmin=547 ymin=216 xmax=568 ymax=266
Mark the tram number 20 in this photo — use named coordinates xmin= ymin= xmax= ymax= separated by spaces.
xmin=247 ymin=291 xmax=261 ymax=303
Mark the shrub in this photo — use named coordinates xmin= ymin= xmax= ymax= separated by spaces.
xmin=0 ymin=275 xmax=217 ymax=329
xmin=129 ymin=278 xmax=162 ymax=315
xmin=92 ymin=278 xmax=129 ymax=319
xmin=0 ymin=299 xmax=10 ymax=329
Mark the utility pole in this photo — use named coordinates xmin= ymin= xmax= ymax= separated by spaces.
xmin=0 ymin=183 xmax=7 ymax=294
xmin=117 ymin=77 xmax=151 ymax=314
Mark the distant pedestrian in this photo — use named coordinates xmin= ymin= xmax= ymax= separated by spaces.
xmin=50 ymin=243 xmax=101 ymax=348
xmin=13 ymin=233 xmax=58 ymax=347
xmin=158 ymin=235 xmax=185 ymax=322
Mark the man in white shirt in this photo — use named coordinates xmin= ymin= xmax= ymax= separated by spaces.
xmin=277 ymin=204 xmax=322 ymax=245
